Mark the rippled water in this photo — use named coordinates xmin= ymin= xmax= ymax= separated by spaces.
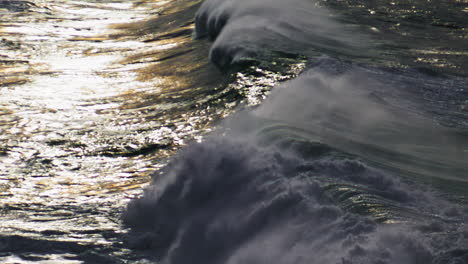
xmin=0 ymin=0 xmax=214 ymax=262
xmin=0 ymin=0 xmax=467 ymax=263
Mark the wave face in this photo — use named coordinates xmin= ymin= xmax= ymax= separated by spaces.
xmin=254 ymin=58 xmax=468 ymax=184
xmin=123 ymin=0 xmax=467 ymax=263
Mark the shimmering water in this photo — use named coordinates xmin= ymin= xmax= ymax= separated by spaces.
xmin=0 ymin=0 xmax=218 ymax=262
xmin=0 ymin=0 xmax=467 ymax=263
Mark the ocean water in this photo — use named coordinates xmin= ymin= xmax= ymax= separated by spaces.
xmin=0 ymin=0 xmax=466 ymax=263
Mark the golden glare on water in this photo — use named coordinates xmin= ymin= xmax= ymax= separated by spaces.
xmin=0 ymin=0 xmax=227 ymax=262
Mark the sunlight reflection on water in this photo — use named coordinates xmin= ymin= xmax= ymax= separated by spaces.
xmin=0 ymin=0 xmax=196 ymax=262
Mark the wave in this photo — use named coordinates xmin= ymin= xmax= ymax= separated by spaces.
xmin=254 ymin=58 xmax=468 ymax=185
xmin=123 ymin=133 xmax=465 ymax=264
xmin=194 ymin=0 xmax=373 ymax=69
xmin=122 ymin=63 xmax=467 ymax=261
xmin=123 ymin=0 xmax=467 ymax=263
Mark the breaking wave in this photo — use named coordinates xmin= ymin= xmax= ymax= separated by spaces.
xmin=123 ymin=133 xmax=465 ymax=264
xmin=194 ymin=0 xmax=373 ymax=68
xmin=122 ymin=0 xmax=467 ymax=263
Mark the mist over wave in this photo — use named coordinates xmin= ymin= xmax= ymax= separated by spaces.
xmin=254 ymin=58 xmax=468 ymax=183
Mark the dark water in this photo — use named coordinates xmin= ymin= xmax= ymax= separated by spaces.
xmin=0 ymin=0 xmax=467 ymax=263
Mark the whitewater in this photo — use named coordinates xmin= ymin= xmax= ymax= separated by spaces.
xmin=124 ymin=0 xmax=467 ymax=263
